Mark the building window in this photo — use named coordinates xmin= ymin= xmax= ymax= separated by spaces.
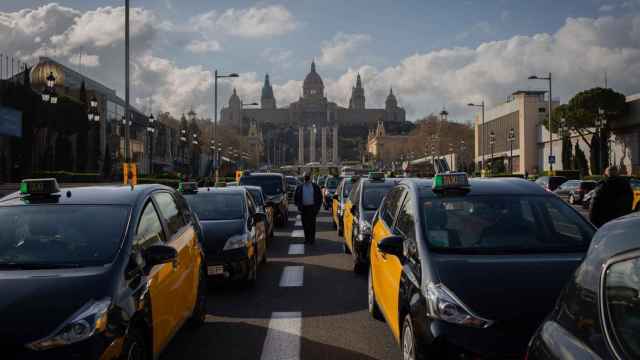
xmin=538 ymin=107 xmax=546 ymax=113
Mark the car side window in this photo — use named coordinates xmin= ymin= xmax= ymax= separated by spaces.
xmin=153 ymin=192 xmax=187 ymax=238
xmin=395 ymin=195 xmax=416 ymax=241
xmin=381 ymin=187 xmax=404 ymax=227
xmin=136 ymin=201 xmax=165 ymax=249
xmin=604 ymin=256 xmax=640 ymax=358
xmin=246 ymin=193 xmax=256 ymax=215
xmin=174 ymin=192 xmax=193 ymax=224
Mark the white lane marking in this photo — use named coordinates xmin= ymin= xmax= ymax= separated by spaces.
xmin=288 ymin=244 xmax=305 ymax=255
xmin=290 ymin=229 xmax=304 ymax=238
xmin=279 ymin=266 xmax=304 ymax=287
xmin=260 ymin=312 xmax=302 ymax=360
xmin=294 ymin=218 xmax=302 ymax=227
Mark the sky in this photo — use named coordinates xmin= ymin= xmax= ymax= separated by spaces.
xmin=1 ymin=0 xmax=639 ymax=122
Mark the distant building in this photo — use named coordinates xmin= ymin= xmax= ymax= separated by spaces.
xmin=474 ymin=90 xmax=559 ymax=174
xmin=221 ymin=61 xmax=406 ymax=166
xmin=367 ymin=119 xmax=409 ymax=169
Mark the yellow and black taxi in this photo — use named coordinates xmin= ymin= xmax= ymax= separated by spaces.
xmin=332 ymin=176 xmax=357 ymax=236
xmin=368 ymin=173 xmax=596 ymax=359
xmin=0 ymin=179 xmax=207 ymax=360
xmin=239 ymin=172 xmax=289 ymax=227
xmin=342 ymin=172 xmax=400 ymax=273
xmin=631 ymin=178 xmax=640 ymax=211
xmin=243 ymin=185 xmax=275 ymax=241
xmin=527 ymin=212 xmax=640 ymax=360
xmin=180 ymin=183 xmax=267 ymax=283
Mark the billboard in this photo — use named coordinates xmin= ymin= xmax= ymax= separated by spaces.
xmin=0 ymin=106 xmax=22 ymax=137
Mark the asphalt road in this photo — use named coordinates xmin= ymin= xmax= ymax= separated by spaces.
xmin=161 ymin=205 xmax=400 ymax=360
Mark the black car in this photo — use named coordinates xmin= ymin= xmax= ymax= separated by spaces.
xmin=239 ymin=172 xmax=289 ymax=227
xmin=369 ymin=174 xmax=596 ymax=359
xmin=569 ymin=180 xmax=597 ymax=205
xmin=527 ymin=213 xmax=640 ymax=360
xmin=0 ymin=179 xmax=207 ymax=360
xmin=244 ymin=185 xmax=275 ymax=241
xmin=322 ymin=175 xmax=342 ymax=210
xmin=181 ymin=185 xmax=267 ymax=283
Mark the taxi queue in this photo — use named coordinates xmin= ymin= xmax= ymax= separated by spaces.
xmin=1 ymin=173 xmax=638 ymax=360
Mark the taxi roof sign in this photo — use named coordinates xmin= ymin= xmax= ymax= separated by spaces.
xmin=20 ymin=178 xmax=61 ymax=196
xmin=432 ymin=172 xmax=470 ymax=192
xmin=178 ymin=182 xmax=198 ymax=194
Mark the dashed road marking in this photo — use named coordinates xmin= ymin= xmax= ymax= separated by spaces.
xmin=279 ymin=266 xmax=304 ymax=287
xmin=290 ymin=229 xmax=304 ymax=238
xmin=260 ymin=312 xmax=302 ymax=360
xmin=288 ymin=244 xmax=305 ymax=255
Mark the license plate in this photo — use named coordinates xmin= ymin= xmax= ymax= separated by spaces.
xmin=207 ymin=265 xmax=224 ymax=275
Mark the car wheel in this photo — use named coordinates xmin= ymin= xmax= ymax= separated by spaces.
xmin=120 ymin=327 xmax=148 ymax=360
xmin=569 ymin=194 xmax=575 ymax=205
xmin=188 ymin=266 xmax=207 ymax=328
xmin=368 ymin=268 xmax=383 ymax=321
xmin=401 ymin=314 xmax=424 ymax=360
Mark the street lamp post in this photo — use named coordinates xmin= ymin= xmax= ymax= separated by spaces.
xmin=179 ymin=128 xmax=187 ymax=174
xmin=448 ymin=143 xmax=454 ymax=171
xmin=88 ymin=96 xmax=101 ymax=171
xmin=508 ymin=128 xmax=515 ymax=174
xmin=528 ymin=73 xmax=553 ymax=174
xmin=595 ymin=108 xmax=608 ymax=173
xmin=146 ymin=113 xmax=155 ymax=176
xmin=213 ymin=70 xmax=239 ymax=182
xmin=460 ymin=140 xmax=467 ymax=172
xmin=489 ymin=131 xmax=496 ymax=175
xmin=468 ymin=101 xmax=485 ymax=173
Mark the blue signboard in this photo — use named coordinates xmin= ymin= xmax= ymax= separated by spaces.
xmin=0 ymin=106 xmax=22 ymax=137
xmin=548 ymin=155 xmax=556 ymax=164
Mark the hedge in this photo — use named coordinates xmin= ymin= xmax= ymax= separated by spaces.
xmin=32 ymin=171 xmax=103 ymax=183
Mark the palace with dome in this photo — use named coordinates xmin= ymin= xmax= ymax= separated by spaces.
xmin=221 ymin=61 xmax=406 ymax=165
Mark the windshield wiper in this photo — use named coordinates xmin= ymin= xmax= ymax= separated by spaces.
xmin=0 ymin=262 xmax=83 ymax=270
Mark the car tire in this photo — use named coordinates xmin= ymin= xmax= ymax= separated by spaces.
xmin=401 ymin=314 xmax=424 ymax=360
xmin=188 ymin=266 xmax=207 ymax=328
xmin=368 ymin=268 xmax=383 ymax=321
xmin=120 ymin=327 xmax=149 ymax=360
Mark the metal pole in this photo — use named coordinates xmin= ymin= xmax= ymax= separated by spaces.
xmin=214 ymin=70 xmax=218 ymax=182
xmin=510 ymin=140 xmax=513 ymax=174
xmin=481 ymin=101 xmax=485 ymax=173
xmin=548 ymin=73 xmax=553 ymax=174
xmin=124 ymin=0 xmax=130 ymax=163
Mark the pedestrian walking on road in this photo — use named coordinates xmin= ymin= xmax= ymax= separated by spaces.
xmin=294 ymin=172 xmax=322 ymax=244
xmin=589 ymin=165 xmax=634 ymax=228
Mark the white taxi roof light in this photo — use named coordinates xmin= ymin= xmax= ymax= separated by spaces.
xmin=368 ymin=172 xmax=385 ymax=181
xmin=178 ymin=182 xmax=198 ymax=193
xmin=432 ymin=172 xmax=470 ymax=192
xmin=20 ymin=178 xmax=61 ymax=196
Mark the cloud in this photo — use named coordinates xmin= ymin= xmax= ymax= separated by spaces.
xmin=261 ymin=48 xmax=293 ymax=67
xmin=186 ymin=39 xmax=222 ymax=54
xmin=456 ymin=21 xmax=494 ymax=41
xmin=69 ymin=53 xmax=100 ymax=67
xmin=318 ymin=32 xmax=372 ymax=66
xmin=190 ymin=5 xmax=297 ymax=40
xmin=599 ymin=4 xmax=615 ymax=12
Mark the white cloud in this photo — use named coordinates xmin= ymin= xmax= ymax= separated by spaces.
xmin=69 ymin=54 xmax=100 ymax=67
xmin=190 ymin=5 xmax=297 ymax=39
xmin=318 ymin=32 xmax=372 ymax=66
xmin=456 ymin=21 xmax=494 ymax=41
xmin=261 ymin=48 xmax=293 ymax=67
xmin=599 ymin=4 xmax=616 ymax=12
xmin=186 ymin=39 xmax=222 ymax=54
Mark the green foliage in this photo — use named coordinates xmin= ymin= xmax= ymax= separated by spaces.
xmin=561 ymin=137 xmax=573 ymax=170
xmin=549 ymin=87 xmax=627 ymax=134
xmin=573 ymin=142 xmax=589 ymax=177
xmin=490 ymin=159 xmax=506 ymax=174
xmin=32 ymin=171 xmax=102 ymax=183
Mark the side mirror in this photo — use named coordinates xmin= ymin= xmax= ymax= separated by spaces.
xmin=377 ymin=235 xmax=404 ymax=258
xmin=144 ymin=245 xmax=177 ymax=268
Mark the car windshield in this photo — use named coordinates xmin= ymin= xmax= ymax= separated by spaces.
xmin=421 ymin=195 xmax=594 ymax=254
xmin=286 ymin=178 xmax=297 ymax=186
xmin=325 ymin=177 xmax=341 ymax=189
xmin=185 ymin=193 xmax=244 ymax=221
xmin=362 ymin=184 xmax=394 ymax=210
xmin=343 ymin=181 xmax=353 ymax=197
xmin=247 ymin=189 xmax=264 ymax=206
xmin=0 ymin=205 xmax=130 ymax=268
xmin=239 ymin=176 xmax=283 ymax=195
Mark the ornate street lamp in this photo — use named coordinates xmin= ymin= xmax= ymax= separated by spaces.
xmin=147 ymin=113 xmax=156 ymax=176
xmin=489 ymin=131 xmax=496 ymax=174
xmin=508 ymin=128 xmax=516 ymax=174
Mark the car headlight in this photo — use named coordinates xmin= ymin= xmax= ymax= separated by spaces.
xmin=26 ymin=298 xmax=111 ymax=351
xmin=425 ymin=283 xmax=493 ymax=329
xmin=223 ymin=233 xmax=249 ymax=250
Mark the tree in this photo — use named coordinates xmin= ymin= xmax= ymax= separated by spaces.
xmin=561 ymin=136 xmax=573 ymax=170
xmin=550 ymin=87 xmax=626 ymax=173
xmin=573 ymin=142 xmax=589 ymax=177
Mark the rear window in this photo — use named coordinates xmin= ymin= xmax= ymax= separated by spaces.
xmin=247 ymin=189 xmax=264 ymax=205
xmin=421 ymin=195 xmax=594 ymax=254
xmin=0 ymin=205 xmax=130 ymax=267
xmin=239 ymin=176 xmax=283 ymax=195
xmin=342 ymin=181 xmax=353 ymax=197
xmin=185 ymin=193 xmax=244 ymax=221
xmin=325 ymin=177 xmax=341 ymax=189
xmin=286 ymin=178 xmax=297 ymax=185
xmin=362 ymin=184 xmax=394 ymax=210
xmin=550 ymin=177 xmax=568 ymax=187
xmin=581 ymin=182 xmax=597 ymax=191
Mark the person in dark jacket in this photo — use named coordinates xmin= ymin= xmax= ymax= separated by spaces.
xmin=294 ymin=173 xmax=323 ymax=244
xmin=589 ymin=166 xmax=634 ymax=228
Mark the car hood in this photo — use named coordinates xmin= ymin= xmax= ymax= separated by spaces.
xmin=200 ymin=219 xmax=245 ymax=255
xmin=0 ymin=266 xmax=112 ymax=345
xmin=432 ymin=253 xmax=583 ymax=334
